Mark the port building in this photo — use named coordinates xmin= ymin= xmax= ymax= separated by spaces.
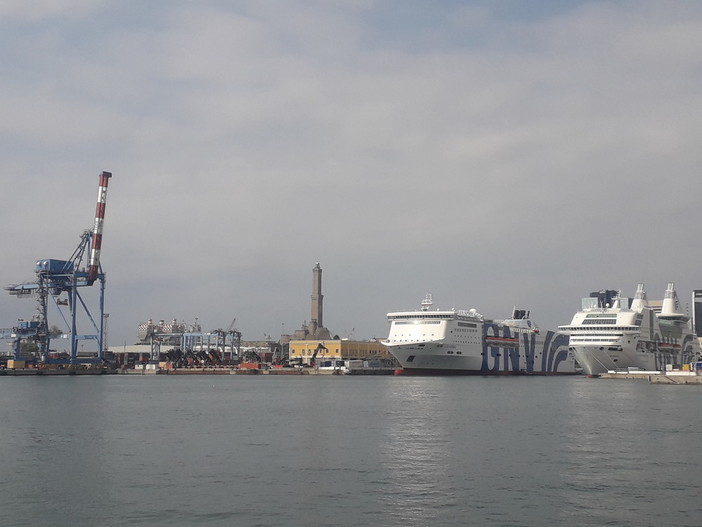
xmin=289 ymin=338 xmax=390 ymax=366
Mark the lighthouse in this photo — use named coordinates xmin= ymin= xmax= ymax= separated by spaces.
xmin=311 ymin=262 xmax=324 ymax=333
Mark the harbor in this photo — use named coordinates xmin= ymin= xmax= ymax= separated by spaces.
xmin=2 ymin=173 xmax=702 ymax=380
xmin=0 ymin=175 xmax=399 ymax=376
xmin=3 ymin=5 xmax=702 ymax=527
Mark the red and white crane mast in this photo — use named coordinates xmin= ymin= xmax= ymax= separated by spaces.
xmin=88 ymin=171 xmax=112 ymax=285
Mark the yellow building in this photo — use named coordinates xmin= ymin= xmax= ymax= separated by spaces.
xmin=289 ymin=338 xmax=394 ymax=366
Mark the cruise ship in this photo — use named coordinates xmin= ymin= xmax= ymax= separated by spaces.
xmin=559 ymin=283 xmax=701 ymax=376
xmin=382 ymin=294 xmax=577 ymax=375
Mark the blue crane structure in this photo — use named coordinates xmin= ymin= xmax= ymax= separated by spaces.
xmin=4 ymin=172 xmax=113 ymax=365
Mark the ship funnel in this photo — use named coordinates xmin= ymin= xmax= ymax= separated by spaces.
xmin=661 ymin=283 xmax=684 ymax=316
xmin=630 ymin=283 xmax=648 ymax=311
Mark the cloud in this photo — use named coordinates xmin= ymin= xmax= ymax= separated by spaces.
xmin=0 ymin=0 xmax=97 ymax=21
xmin=1 ymin=1 xmax=701 ymax=350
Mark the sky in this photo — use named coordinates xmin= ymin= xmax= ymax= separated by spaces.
xmin=1 ymin=0 xmax=702 ymax=351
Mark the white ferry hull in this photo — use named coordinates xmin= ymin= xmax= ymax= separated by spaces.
xmin=571 ymin=335 xmax=699 ymax=376
xmin=385 ymin=329 xmax=577 ymax=376
xmin=570 ymin=346 xmax=654 ymax=376
xmin=384 ymin=297 xmax=577 ymax=376
xmin=561 ymin=284 xmax=702 ymax=376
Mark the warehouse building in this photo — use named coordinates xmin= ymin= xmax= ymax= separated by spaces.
xmin=288 ymin=338 xmax=393 ymax=366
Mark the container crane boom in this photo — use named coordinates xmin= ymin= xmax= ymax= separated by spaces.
xmin=87 ymin=171 xmax=112 ymax=285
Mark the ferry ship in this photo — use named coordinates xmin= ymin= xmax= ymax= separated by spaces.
xmin=382 ymin=294 xmax=577 ymax=375
xmin=559 ymin=283 xmax=701 ymax=376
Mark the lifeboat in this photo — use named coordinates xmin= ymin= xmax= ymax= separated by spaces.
xmin=485 ymin=336 xmax=519 ymax=348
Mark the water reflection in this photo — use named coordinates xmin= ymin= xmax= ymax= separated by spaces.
xmin=560 ymin=378 xmax=702 ymax=526
xmin=2 ymin=375 xmax=701 ymax=527
xmin=379 ymin=379 xmax=461 ymax=526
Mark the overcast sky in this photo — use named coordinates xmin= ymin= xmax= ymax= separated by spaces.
xmin=2 ymin=0 xmax=701 ymax=350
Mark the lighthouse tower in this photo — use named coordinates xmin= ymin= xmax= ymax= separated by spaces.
xmin=311 ymin=262 xmax=323 ymax=332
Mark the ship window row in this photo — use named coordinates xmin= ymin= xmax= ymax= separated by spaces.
xmin=570 ymin=333 xmax=624 ymax=338
xmin=457 ymin=322 xmax=477 ymax=328
xmin=569 ymin=327 xmax=631 ymax=332
xmin=570 ymin=337 xmax=619 ymax=342
xmin=390 ymin=335 xmax=438 ymax=341
xmin=581 ymin=319 xmax=617 ymax=325
xmin=391 ymin=315 xmax=451 ymax=320
xmin=393 ymin=320 xmax=441 ymax=325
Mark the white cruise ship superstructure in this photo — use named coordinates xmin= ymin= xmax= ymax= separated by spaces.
xmin=559 ymin=283 xmax=701 ymax=376
xmin=382 ymin=294 xmax=577 ymax=375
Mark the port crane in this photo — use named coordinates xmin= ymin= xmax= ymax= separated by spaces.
xmin=310 ymin=343 xmax=327 ymax=367
xmin=4 ymin=172 xmax=112 ymax=364
xmin=143 ymin=317 xmax=242 ymax=365
xmin=215 ymin=317 xmax=242 ymax=362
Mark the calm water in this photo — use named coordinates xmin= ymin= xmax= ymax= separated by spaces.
xmin=1 ymin=375 xmax=701 ymax=527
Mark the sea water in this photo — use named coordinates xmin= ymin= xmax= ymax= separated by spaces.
xmin=0 ymin=375 xmax=700 ymax=527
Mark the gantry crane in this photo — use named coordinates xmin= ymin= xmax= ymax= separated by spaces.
xmin=5 ymin=172 xmax=112 ymax=364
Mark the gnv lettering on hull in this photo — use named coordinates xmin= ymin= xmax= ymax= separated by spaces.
xmin=481 ymin=323 xmax=570 ymax=374
xmin=544 ymin=332 xmax=570 ymax=372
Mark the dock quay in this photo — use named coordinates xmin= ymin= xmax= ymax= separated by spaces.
xmin=648 ymin=375 xmax=702 ymax=385
xmin=1 ymin=365 xmax=396 ymax=376
xmin=1 ymin=367 xmax=113 ymax=376
xmin=599 ymin=370 xmax=702 ymax=384
xmin=118 ymin=366 xmax=395 ymax=375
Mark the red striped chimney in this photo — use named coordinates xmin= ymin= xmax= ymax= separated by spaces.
xmin=87 ymin=171 xmax=112 ymax=285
